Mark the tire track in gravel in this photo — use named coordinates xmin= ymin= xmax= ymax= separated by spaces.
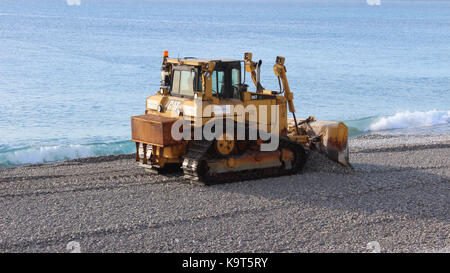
xmin=1 ymin=164 xmax=448 ymax=203
xmin=353 ymin=165 xmax=450 ymax=174
xmin=0 ymin=176 xmax=184 ymax=199
xmin=0 ymin=168 xmax=139 ymax=183
xmin=352 ymin=143 xmax=450 ymax=154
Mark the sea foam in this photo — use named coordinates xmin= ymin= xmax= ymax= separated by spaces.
xmin=0 ymin=141 xmax=134 ymax=167
xmin=367 ymin=110 xmax=450 ymax=131
xmin=1 ymin=145 xmax=94 ymax=166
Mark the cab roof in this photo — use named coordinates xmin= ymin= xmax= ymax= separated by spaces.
xmin=167 ymin=58 xmax=240 ymax=66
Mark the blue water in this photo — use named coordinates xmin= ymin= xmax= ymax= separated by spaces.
xmin=1 ymin=0 xmax=449 ymax=167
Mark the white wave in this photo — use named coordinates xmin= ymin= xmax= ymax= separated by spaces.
xmin=0 ymin=141 xmax=135 ymax=167
xmin=1 ymin=145 xmax=94 ymax=166
xmin=368 ymin=110 xmax=450 ymax=131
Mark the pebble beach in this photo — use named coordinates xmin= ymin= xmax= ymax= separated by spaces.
xmin=0 ymin=134 xmax=448 ymax=252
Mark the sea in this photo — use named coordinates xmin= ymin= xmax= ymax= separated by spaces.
xmin=1 ymin=0 xmax=449 ymax=167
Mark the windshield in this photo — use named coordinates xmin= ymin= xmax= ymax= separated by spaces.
xmin=171 ymin=67 xmax=200 ymax=96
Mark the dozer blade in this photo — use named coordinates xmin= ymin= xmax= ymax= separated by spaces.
xmin=292 ymin=118 xmax=350 ymax=166
xmin=308 ymin=120 xmax=350 ymax=166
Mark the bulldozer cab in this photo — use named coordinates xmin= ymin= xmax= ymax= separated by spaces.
xmin=166 ymin=58 xmax=242 ymax=101
xmin=209 ymin=61 xmax=241 ymax=100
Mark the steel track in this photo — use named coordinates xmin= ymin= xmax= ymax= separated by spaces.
xmin=182 ymin=137 xmax=307 ymax=186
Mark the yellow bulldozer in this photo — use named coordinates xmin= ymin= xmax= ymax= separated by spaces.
xmin=131 ymin=51 xmax=349 ymax=185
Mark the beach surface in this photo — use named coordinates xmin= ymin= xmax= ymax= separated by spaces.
xmin=0 ymin=134 xmax=449 ymax=253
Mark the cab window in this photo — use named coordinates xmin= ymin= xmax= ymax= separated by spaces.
xmin=231 ymin=68 xmax=241 ymax=99
xmin=211 ymin=70 xmax=225 ymax=97
xmin=172 ymin=70 xmax=181 ymax=93
xmin=232 ymin=68 xmax=240 ymax=87
xmin=171 ymin=67 xmax=199 ymax=97
xmin=179 ymin=70 xmax=195 ymax=96
xmin=211 ymin=71 xmax=217 ymax=96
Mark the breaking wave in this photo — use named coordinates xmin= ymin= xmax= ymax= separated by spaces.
xmin=367 ymin=110 xmax=450 ymax=131
xmin=0 ymin=141 xmax=134 ymax=168
xmin=339 ymin=110 xmax=450 ymax=137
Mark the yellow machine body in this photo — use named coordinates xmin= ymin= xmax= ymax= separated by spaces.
xmin=131 ymin=52 xmax=349 ymax=184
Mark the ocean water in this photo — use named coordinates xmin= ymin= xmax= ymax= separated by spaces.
xmin=0 ymin=0 xmax=449 ymax=167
